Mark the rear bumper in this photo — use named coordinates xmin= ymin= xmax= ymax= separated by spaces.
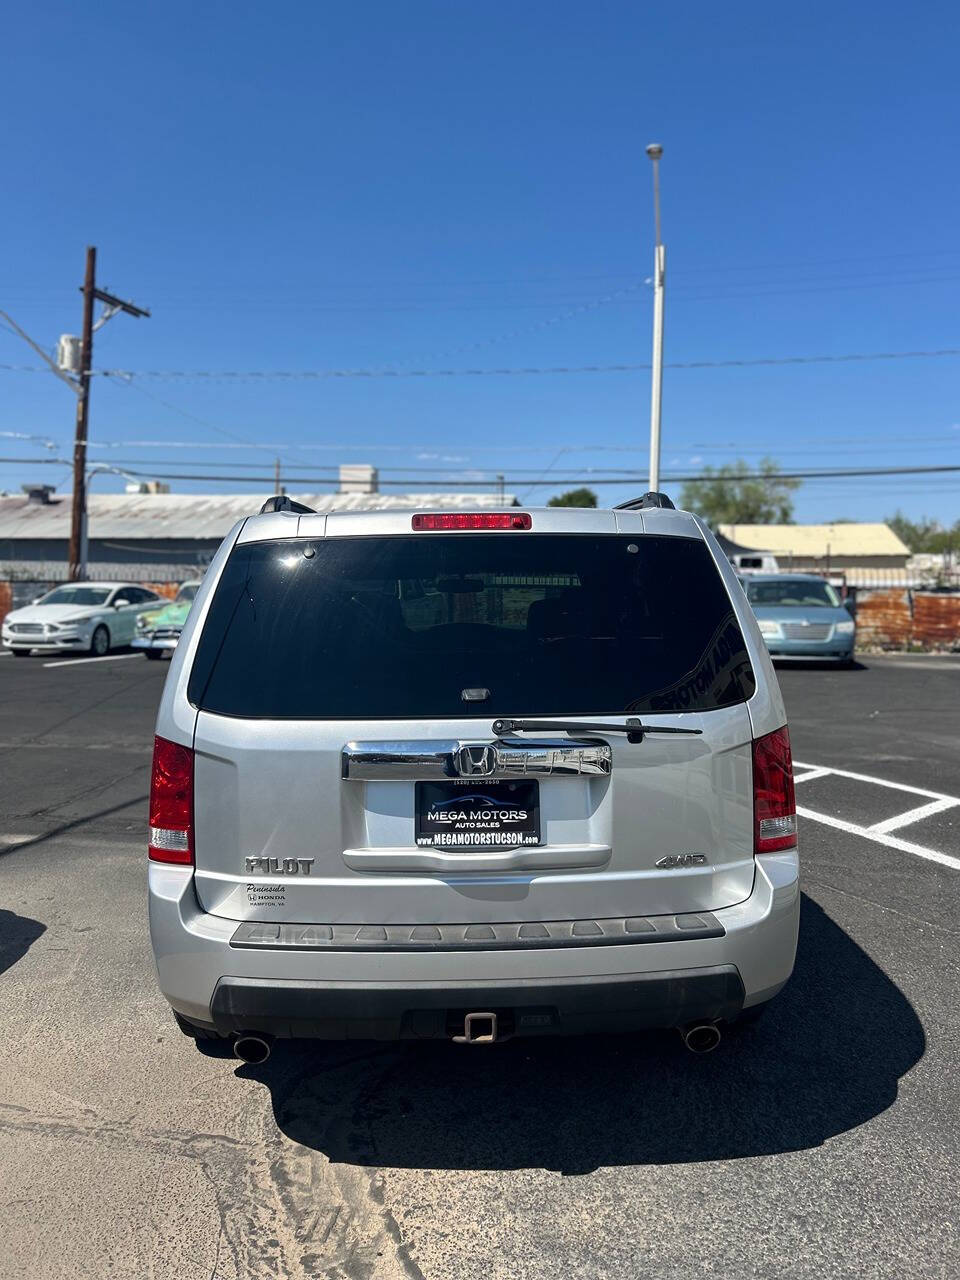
xmin=132 ymin=636 xmax=180 ymax=651
xmin=149 ymin=851 xmax=800 ymax=1039
xmin=764 ymin=637 xmax=855 ymax=661
xmin=209 ymin=967 xmax=745 ymax=1039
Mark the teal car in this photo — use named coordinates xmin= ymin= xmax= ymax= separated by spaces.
xmin=744 ymin=573 xmax=856 ymax=664
xmin=133 ymin=580 xmax=201 ymax=660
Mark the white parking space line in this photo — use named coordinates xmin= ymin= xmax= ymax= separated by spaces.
xmin=869 ymin=797 xmax=960 ymax=836
xmin=43 ymin=653 xmax=143 ymax=669
xmin=0 ymin=651 xmax=12 ymax=657
xmin=797 ymin=805 xmax=960 ymax=872
xmin=793 ymin=767 xmax=831 ymax=784
xmin=867 ymin=659 xmax=960 ymax=671
xmin=793 ymin=758 xmax=960 ymax=871
xmin=794 ymin=760 xmax=958 ymax=804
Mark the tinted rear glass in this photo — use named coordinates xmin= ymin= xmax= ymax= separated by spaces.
xmin=188 ymin=534 xmax=755 ymax=718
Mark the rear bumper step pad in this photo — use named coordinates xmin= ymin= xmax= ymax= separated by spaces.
xmin=229 ymin=912 xmax=725 ymax=952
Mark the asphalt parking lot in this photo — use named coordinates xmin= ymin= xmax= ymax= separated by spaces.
xmin=1 ymin=650 xmax=958 ymax=1279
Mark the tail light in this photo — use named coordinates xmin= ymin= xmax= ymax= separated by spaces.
xmin=149 ymin=735 xmax=194 ymax=864
xmin=412 ymin=512 xmax=532 ymax=531
xmin=752 ymin=726 xmax=797 ymax=854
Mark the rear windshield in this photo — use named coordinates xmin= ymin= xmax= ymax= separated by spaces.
xmin=188 ymin=534 xmax=755 ymax=719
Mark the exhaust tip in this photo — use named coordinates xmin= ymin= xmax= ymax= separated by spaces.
xmin=233 ymin=1034 xmax=272 ymax=1065
xmin=680 ymin=1022 xmax=721 ymax=1054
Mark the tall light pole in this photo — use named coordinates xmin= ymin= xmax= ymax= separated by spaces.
xmin=646 ymin=143 xmax=665 ymax=492
xmin=79 ymin=464 xmax=146 ymax=580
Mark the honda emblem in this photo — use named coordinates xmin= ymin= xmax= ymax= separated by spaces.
xmin=454 ymin=745 xmax=498 ymax=777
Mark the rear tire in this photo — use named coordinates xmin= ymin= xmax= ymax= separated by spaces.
xmin=173 ymin=1011 xmax=225 ymax=1041
xmin=90 ymin=624 xmax=110 ymax=657
xmin=144 ymin=649 xmax=162 ymax=660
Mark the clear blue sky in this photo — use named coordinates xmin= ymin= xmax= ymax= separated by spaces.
xmin=2 ymin=0 xmax=958 ymax=521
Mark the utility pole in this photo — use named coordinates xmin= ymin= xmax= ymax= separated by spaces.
xmin=274 ymin=457 xmax=284 ymax=495
xmin=66 ymin=247 xmax=150 ymax=580
xmin=646 ymin=144 xmax=665 ymax=492
xmin=68 ymin=248 xmax=96 ymax=580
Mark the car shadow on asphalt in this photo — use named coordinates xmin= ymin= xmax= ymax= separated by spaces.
xmin=236 ymin=895 xmax=925 ymax=1173
xmin=0 ymin=908 xmax=46 ymax=976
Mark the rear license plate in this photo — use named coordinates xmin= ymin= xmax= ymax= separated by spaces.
xmin=415 ymin=780 xmax=540 ymax=850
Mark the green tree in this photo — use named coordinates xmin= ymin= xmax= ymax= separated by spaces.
xmin=680 ymin=458 xmax=800 ymax=525
xmin=547 ymin=487 xmax=598 ymax=508
xmin=885 ymin=511 xmax=960 ymax=554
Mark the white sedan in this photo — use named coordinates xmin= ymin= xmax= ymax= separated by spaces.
xmin=1 ymin=583 xmax=164 ymax=657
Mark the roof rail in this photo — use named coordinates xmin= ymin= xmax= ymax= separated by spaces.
xmin=613 ymin=491 xmax=676 ymax=511
xmin=259 ymin=495 xmax=316 ymax=515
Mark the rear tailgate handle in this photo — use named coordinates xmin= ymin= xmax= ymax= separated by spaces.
xmin=341 ymin=739 xmax=612 ymax=780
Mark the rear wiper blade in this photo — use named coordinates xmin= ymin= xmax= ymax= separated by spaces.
xmin=491 ymin=717 xmax=703 ymax=745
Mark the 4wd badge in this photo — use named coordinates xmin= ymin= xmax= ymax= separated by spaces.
xmin=655 ymin=853 xmax=708 ymax=868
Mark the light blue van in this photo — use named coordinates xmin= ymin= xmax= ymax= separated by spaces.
xmin=744 ymin=574 xmax=856 ymax=664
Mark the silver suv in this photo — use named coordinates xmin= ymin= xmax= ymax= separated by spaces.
xmin=148 ymin=497 xmax=799 ymax=1059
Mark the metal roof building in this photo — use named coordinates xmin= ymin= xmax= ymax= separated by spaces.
xmin=0 ymin=490 xmax=519 ymax=583
xmin=717 ymin=522 xmax=911 ymax=573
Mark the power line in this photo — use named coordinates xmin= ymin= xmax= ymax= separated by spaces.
xmin=663 ymin=273 xmax=960 ymax=305
xmin=92 ymin=445 xmax=960 ymax=473
xmin=81 ymin=458 xmax=633 ymax=475
xmin=5 ymin=458 xmax=960 ymax=487
xmin=69 ymin=430 xmax=958 ymax=454
xmin=78 ymin=346 xmax=960 ymax=378
xmin=6 ymin=250 xmax=960 ymax=307
xmin=5 ymin=346 xmax=960 ymax=383
xmin=5 ymin=451 xmax=958 ymax=476
xmin=4 ymin=432 xmax=958 ymax=475
xmin=392 ymin=279 xmax=650 ymax=368
xmin=111 ymin=372 xmax=299 ymax=472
